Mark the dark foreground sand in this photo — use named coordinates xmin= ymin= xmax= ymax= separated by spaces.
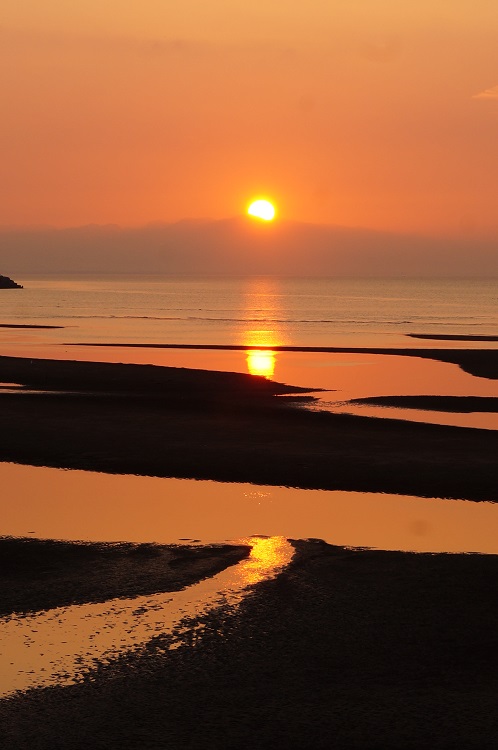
xmin=0 ymin=537 xmax=250 ymax=617
xmin=1 ymin=354 xmax=498 ymax=748
xmin=0 ymin=355 xmax=496 ymax=501
xmin=352 ymin=395 xmax=498 ymax=413
xmin=1 ymin=540 xmax=498 ymax=749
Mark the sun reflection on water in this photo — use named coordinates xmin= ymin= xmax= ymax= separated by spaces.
xmin=0 ymin=536 xmax=294 ymax=697
xmin=238 ymin=535 xmax=293 ymax=586
xmin=242 ymin=278 xmax=284 ymax=380
xmin=246 ymin=349 xmax=276 ymax=378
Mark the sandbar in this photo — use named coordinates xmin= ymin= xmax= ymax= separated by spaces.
xmin=63 ymin=342 xmax=498 ymax=379
xmin=408 ymin=333 xmax=498 ymax=342
xmin=2 ymin=539 xmax=498 ymax=749
xmin=352 ymin=395 xmax=498 ymax=413
xmin=0 ymin=536 xmax=250 ymax=616
xmin=1 ymin=352 xmax=498 ymax=748
xmin=0 ymin=324 xmax=63 ymax=329
xmin=0 ymin=355 xmax=496 ymax=502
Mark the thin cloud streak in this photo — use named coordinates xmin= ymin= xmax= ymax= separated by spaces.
xmin=472 ymin=85 xmax=498 ymax=99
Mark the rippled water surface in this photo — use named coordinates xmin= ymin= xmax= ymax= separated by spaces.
xmin=2 ymin=276 xmax=497 ymax=348
xmin=0 ymin=536 xmax=293 ymax=697
xmin=2 ymin=462 xmax=498 ymax=554
xmin=1 ymin=458 xmax=497 ymax=698
xmin=0 ymin=276 xmax=496 ymax=697
xmin=1 ymin=276 xmax=496 ymax=429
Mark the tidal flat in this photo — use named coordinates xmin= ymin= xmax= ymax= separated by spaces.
xmin=1 ymin=352 xmax=497 ymax=748
xmin=1 ymin=540 xmax=498 ymax=749
xmin=0 ymin=354 xmax=497 ymax=501
xmin=0 ymin=537 xmax=250 ymax=617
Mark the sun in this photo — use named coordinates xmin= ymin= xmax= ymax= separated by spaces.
xmin=247 ymin=199 xmax=276 ymax=222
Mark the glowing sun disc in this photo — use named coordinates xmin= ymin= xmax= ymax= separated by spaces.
xmin=247 ymin=199 xmax=276 ymax=221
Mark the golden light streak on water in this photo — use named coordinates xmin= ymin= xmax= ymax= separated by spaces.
xmin=0 ymin=537 xmax=294 ymax=698
xmin=241 ymin=277 xmax=285 ymax=379
xmin=238 ymin=536 xmax=293 ymax=585
xmin=246 ymin=349 xmax=276 ymax=378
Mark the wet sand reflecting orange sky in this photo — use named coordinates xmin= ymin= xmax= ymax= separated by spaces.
xmin=2 ymin=463 xmax=498 ymax=554
xmin=0 ymin=535 xmax=294 ymax=697
xmin=1 ymin=344 xmax=496 ymax=430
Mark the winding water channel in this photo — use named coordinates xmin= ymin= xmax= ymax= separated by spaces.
xmin=2 ymin=461 xmax=498 ymax=698
xmin=0 ymin=536 xmax=292 ymax=697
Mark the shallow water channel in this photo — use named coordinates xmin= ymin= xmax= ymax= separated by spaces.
xmin=3 ymin=462 xmax=497 ymax=553
xmin=0 ymin=535 xmax=292 ymax=697
xmin=1 ymin=462 xmax=498 ymax=698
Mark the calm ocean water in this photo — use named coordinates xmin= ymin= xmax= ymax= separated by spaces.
xmin=1 ymin=275 xmax=497 ymax=349
xmin=1 ymin=274 xmax=497 ymax=429
xmin=1 ymin=279 xmax=498 ymax=695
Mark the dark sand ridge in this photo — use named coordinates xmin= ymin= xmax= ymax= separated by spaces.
xmin=408 ymin=333 xmax=498 ymax=342
xmin=0 ymin=355 xmax=496 ymax=502
xmin=0 ymin=354 xmax=309 ymax=397
xmin=0 ymin=537 xmax=250 ymax=617
xmin=352 ymin=395 xmax=498 ymax=413
xmin=0 ymin=324 xmax=63 ymax=329
xmin=64 ymin=342 xmax=498 ymax=379
xmin=2 ymin=539 xmax=498 ymax=749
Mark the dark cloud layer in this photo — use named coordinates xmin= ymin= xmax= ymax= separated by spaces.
xmin=1 ymin=219 xmax=496 ymax=277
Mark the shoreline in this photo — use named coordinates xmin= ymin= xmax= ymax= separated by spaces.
xmin=352 ymin=395 xmax=498 ymax=413
xmin=0 ymin=354 xmax=497 ymax=502
xmin=2 ymin=538 xmax=498 ymax=749
xmin=408 ymin=333 xmax=498 ymax=342
xmin=0 ymin=537 xmax=250 ymax=617
xmin=2 ymin=348 xmax=498 ymax=747
xmin=62 ymin=342 xmax=498 ymax=379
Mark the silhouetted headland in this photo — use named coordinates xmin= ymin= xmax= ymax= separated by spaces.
xmin=0 ymin=274 xmax=22 ymax=289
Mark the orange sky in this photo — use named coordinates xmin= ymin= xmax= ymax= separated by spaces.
xmin=1 ymin=1 xmax=498 ymax=234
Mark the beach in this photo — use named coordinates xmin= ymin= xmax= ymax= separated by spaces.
xmin=0 ymin=537 xmax=250 ymax=617
xmin=3 ymin=0 xmax=498 ymax=738
xmin=0 ymin=354 xmax=496 ymax=501
xmin=2 ymin=539 xmax=498 ymax=749
xmin=1 ymin=340 xmax=497 ymax=746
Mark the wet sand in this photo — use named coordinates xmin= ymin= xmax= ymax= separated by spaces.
xmin=0 ymin=355 xmax=496 ymax=502
xmin=63 ymin=342 xmax=498 ymax=379
xmin=1 ymin=352 xmax=498 ymax=747
xmin=352 ymin=395 xmax=498 ymax=413
xmin=2 ymin=539 xmax=498 ymax=749
xmin=0 ymin=537 xmax=250 ymax=617
xmin=408 ymin=333 xmax=498 ymax=342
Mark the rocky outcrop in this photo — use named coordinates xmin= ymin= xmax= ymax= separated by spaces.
xmin=0 ymin=275 xmax=22 ymax=289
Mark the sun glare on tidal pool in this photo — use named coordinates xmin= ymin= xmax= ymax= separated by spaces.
xmin=246 ymin=349 xmax=276 ymax=378
xmin=247 ymin=199 xmax=276 ymax=221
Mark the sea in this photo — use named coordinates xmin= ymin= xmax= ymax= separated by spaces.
xmin=1 ymin=274 xmax=497 ymax=350
xmin=1 ymin=274 xmax=497 ymax=427
xmin=1 ymin=274 xmax=498 ymax=694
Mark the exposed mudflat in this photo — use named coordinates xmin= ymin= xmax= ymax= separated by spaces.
xmin=2 ymin=540 xmax=498 ymax=749
xmin=0 ymin=537 xmax=250 ymax=616
xmin=0 ymin=356 xmax=496 ymax=501
xmin=351 ymin=395 xmax=498 ymax=413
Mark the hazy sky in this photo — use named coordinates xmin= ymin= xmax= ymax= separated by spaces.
xmin=2 ymin=1 xmax=498 ymax=234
